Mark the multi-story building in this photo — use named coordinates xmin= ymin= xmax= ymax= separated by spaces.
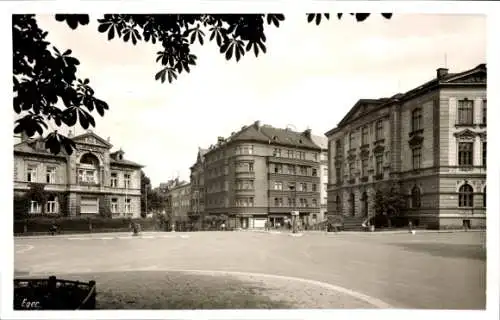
xmin=202 ymin=121 xmax=323 ymax=229
xmin=189 ymin=148 xmax=207 ymax=227
xmin=325 ymin=64 xmax=487 ymax=229
xmin=311 ymin=134 xmax=329 ymax=224
xmin=13 ymin=130 xmax=143 ymax=218
xmin=168 ymin=180 xmax=191 ymax=229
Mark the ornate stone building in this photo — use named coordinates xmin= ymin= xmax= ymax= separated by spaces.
xmin=13 ymin=130 xmax=143 ymax=218
xmin=325 ymin=64 xmax=487 ymax=229
xmin=201 ymin=121 xmax=323 ymax=229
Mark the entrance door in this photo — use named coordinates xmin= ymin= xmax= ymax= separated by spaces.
xmin=241 ymin=217 xmax=249 ymax=229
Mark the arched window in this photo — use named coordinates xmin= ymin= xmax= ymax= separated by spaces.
xmin=350 ymin=193 xmax=355 ymax=216
xmin=483 ymin=186 xmax=486 ymax=208
xmin=80 ymin=153 xmax=100 ymax=166
xmin=411 ymin=186 xmax=421 ymax=208
xmin=361 ymin=192 xmax=368 ymax=217
xmin=459 ymin=184 xmax=474 ymax=207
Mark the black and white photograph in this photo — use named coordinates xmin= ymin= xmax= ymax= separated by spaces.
xmin=2 ymin=1 xmax=499 ymax=320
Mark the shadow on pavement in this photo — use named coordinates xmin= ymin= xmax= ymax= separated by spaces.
xmin=392 ymin=242 xmax=486 ymax=261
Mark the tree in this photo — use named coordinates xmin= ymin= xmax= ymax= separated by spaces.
xmin=372 ymin=187 xmax=407 ymax=227
xmin=140 ymin=170 xmax=152 ymax=217
xmin=13 ymin=13 xmax=392 ymax=155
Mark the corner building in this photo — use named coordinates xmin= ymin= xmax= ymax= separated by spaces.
xmin=203 ymin=121 xmax=323 ymax=229
xmin=14 ymin=130 xmax=143 ymax=218
xmin=325 ymin=64 xmax=487 ymax=229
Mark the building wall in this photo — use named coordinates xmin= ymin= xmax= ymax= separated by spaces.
xmin=326 ymin=66 xmax=486 ymax=229
xmin=13 ymin=134 xmax=142 ymax=219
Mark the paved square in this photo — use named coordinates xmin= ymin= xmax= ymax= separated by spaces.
xmin=14 ymin=231 xmax=486 ymax=309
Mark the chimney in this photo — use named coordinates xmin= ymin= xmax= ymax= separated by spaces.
xmin=217 ymin=136 xmax=225 ymax=144
xmin=254 ymin=120 xmax=261 ymax=129
xmin=107 ymin=136 xmax=110 ymax=143
xmin=68 ymin=130 xmax=73 ymax=138
xmin=303 ymin=128 xmax=312 ymax=139
xmin=437 ymin=68 xmax=448 ymax=79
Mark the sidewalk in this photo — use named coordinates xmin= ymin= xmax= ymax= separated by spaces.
xmin=14 ymin=231 xmax=167 ymax=240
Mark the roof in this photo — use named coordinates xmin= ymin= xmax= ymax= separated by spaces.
xmin=325 ymin=63 xmax=487 ymax=136
xmin=110 ymin=158 xmax=144 ymax=168
xmin=204 ymin=121 xmax=322 ymax=156
xmin=310 ymin=134 xmax=328 ymax=150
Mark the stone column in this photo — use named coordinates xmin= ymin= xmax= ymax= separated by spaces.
xmin=474 ymin=136 xmax=481 ymax=166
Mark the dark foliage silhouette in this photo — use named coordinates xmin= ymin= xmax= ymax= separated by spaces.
xmin=13 ymin=13 xmax=392 ymax=155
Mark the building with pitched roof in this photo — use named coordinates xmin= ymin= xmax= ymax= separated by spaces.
xmin=199 ymin=121 xmax=323 ymax=229
xmin=325 ymin=64 xmax=487 ymax=229
xmin=13 ymin=130 xmax=143 ymax=218
xmin=188 ymin=148 xmax=208 ymax=228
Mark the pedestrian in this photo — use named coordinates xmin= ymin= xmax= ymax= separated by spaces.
xmin=221 ymin=222 xmax=226 ymax=231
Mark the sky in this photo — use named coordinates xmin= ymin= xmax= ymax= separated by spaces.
xmin=29 ymin=14 xmax=486 ymax=187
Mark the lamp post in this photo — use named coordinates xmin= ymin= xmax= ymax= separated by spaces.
xmin=287 ymin=124 xmax=299 ymax=234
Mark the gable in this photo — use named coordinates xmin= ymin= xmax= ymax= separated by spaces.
xmin=444 ymin=69 xmax=486 ymax=85
xmin=72 ymin=131 xmax=112 ymax=149
xmin=453 ymin=129 xmax=478 ymax=139
xmin=337 ymin=99 xmax=387 ymax=127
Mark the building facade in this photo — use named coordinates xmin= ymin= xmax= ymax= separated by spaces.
xmin=201 ymin=121 xmax=323 ymax=229
xmin=14 ymin=131 xmax=143 ymax=218
xmin=325 ymin=64 xmax=487 ymax=229
xmin=311 ymin=134 xmax=329 ymax=224
xmin=168 ymin=181 xmax=191 ymax=229
xmin=189 ymin=148 xmax=207 ymax=227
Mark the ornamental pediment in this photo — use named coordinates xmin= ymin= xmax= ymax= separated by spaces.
xmin=453 ymin=129 xmax=478 ymax=139
xmin=446 ymin=70 xmax=486 ymax=84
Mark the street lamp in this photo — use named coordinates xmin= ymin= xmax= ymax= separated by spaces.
xmin=287 ymin=124 xmax=299 ymax=234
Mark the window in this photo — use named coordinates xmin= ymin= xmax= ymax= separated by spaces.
xmin=274 ymin=182 xmax=283 ymax=190
xmin=299 ymin=183 xmax=307 ymax=192
xmin=288 ymin=182 xmax=296 ymax=191
xmin=274 ymin=164 xmax=283 ymax=174
xmin=483 ymin=142 xmax=487 ymax=167
xmin=335 ymin=140 xmax=342 ymax=156
xmin=27 ymin=165 xmax=37 ymax=182
xmin=483 ymin=187 xmax=486 ymax=208
xmin=287 ymin=165 xmax=296 ymax=175
xmin=288 ymin=197 xmax=296 ymax=207
xmin=361 ymin=126 xmax=369 ymax=145
xmin=111 ymin=198 xmax=118 ymax=214
xmin=457 ymin=99 xmax=474 ymax=125
xmin=313 ymin=153 xmax=318 ymax=161
xmin=249 ymin=197 xmax=254 ymax=207
xmin=349 ymin=162 xmax=355 ymax=178
xmin=248 ymin=162 xmax=254 ymax=172
xmin=412 ymin=147 xmax=422 ymax=170
xmin=78 ymin=169 xmax=96 ymax=184
xmin=273 ymin=148 xmax=281 ymax=157
xmin=482 ymin=100 xmax=487 ymax=125
xmin=458 ymin=142 xmax=473 ymax=166
xmin=274 ymin=197 xmax=283 ymax=207
xmin=458 ymin=184 xmax=473 ymax=207
xmin=335 ymin=195 xmax=341 ymax=214
xmin=30 ymin=200 xmax=41 ymax=214
xmin=299 ymin=166 xmax=307 ymax=175
xmin=312 ymin=199 xmax=317 ymax=207
xmin=125 ymin=198 xmax=131 ymax=214
xmin=411 ymin=108 xmax=423 ymax=132
xmin=46 ymin=167 xmax=56 ymax=184
xmin=335 ymin=167 xmax=342 ymax=183
xmin=350 ymin=193 xmax=355 ymax=216
xmin=110 ymin=173 xmax=118 ymax=187
xmin=312 ymin=168 xmax=317 ymax=176
xmin=376 ymin=120 xmax=384 ymax=140
xmin=411 ymin=186 xmax=421 ymax=208
xmin=46 ymin=195 xmax=57 ymax=214
xmin=375 ymin=154 xmax=383 ymax=175
xmin=349 ymin=132 xmax=355 ymax=149
xmin=124 ymin=173 xmax=131 ymax=188
xmin=287 ymin=150 xmax=294 ymax=158
xmin=323 ymin=168 xmax=328 ymax=176
xmin=361 ymin=158 xmax=368 ymax=177
xmin=312 ymin=184 xmax=317 ymax=192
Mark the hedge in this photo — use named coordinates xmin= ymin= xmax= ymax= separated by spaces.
xmin=14 ymin=216 xmax=160 ymax=235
